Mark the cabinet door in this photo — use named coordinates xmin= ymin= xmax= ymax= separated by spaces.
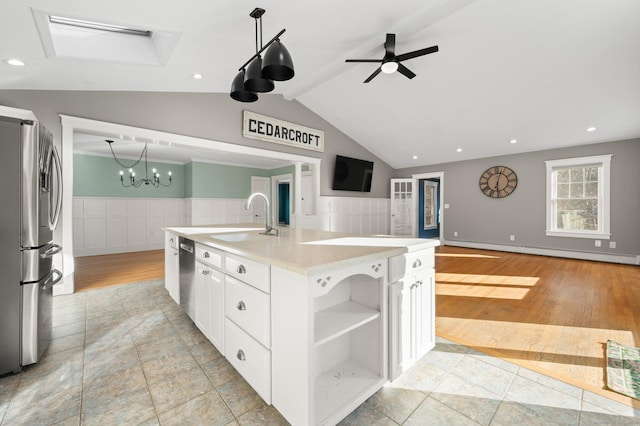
xmin=164 ymin=233 xmax=179 ymax=304
xmin=389 ymin=280 xmax=414 ymax=381
xmin=195 ymin=263 xmax=225 ymax=353
xmin=195 ymin=263 xmax=210 ymax=336
xmin=207 ymin=268 xmax=225 ymax=353
xmin=414 ymin=271 xmax=436 ymax=359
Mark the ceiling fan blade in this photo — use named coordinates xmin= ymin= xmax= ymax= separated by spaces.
xmin=345 ymin=59 xmax=383 ymax=63
xmin=364 ymin=67 xmax=382 ymax=83
xmin=396 ymin=45 xmax=439 ymax=62
xmin=397 ymin=63 xmax=416 ymax=79
xmin=384 ymin=33 xmax=396 ymax=56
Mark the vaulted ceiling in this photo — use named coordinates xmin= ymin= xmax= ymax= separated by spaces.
xmin=2 ymin=0 xmax=639 ymax=168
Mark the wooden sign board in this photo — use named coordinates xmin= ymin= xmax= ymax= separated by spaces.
xmin=242 ymin=111 xmax=324 ymax=152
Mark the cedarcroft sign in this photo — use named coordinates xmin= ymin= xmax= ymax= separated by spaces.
xmin=242 ymin=111 xmax=324 ymax=152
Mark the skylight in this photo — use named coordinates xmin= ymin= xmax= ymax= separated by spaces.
xmin=32 ymin=10 xmax=179 ymax=66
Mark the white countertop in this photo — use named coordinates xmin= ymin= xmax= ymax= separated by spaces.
xmin=164 ymin=224 xmax=439 ymax=275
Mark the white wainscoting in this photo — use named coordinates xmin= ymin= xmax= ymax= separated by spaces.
xmin=186 ymin=198 xmax=254 ymax=226
xmin=73 ymin=196 xmax=390 ymax=256
xmin=317 ymin=196 xmax=390 ymax=235
xmin=73 ymin=197 xmax=187 ymax=256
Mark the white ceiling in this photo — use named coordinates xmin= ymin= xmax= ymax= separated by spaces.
xmin=2 ymin=0 xmax=639 ymax=169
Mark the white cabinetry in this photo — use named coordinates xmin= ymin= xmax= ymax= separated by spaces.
xmin=195 ymin=244 xmax=225 ymax=353
xmin=388 ymin=248 xmax=436 ymax=381
xmin=164 ymin=232 xmax=179 ymax=304
xmin=223 ymin=253 xmax=272 ymax=403
xmin=271 ymin=259 xmax=388 ymax=426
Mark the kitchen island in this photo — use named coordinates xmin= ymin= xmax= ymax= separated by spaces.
xmin=164 ymin=224 xmax=439 ymax=426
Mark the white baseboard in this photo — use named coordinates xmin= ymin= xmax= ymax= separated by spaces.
xmin=74 ymin=243 xmax=164 ymax=257
xmin=444 ymin=240 xmax=639 ymax=265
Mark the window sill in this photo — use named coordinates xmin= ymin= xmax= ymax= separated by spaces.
xmin=546 ymin=230 xmax=611 ymax=240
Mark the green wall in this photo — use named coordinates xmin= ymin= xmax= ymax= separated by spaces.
xmin=188 ymin=162 xmax=271 ymax=198
xmin=74 ymin=154 xmax=281 ymax=199
xmin=73 ymin=154 xmax=185 ymax=198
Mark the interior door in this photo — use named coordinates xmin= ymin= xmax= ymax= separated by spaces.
xmin=250 ymin=176 xmax=271 ymax=225
xmin=418 ymin=179 xmax=440 ymax=239
xmin=390 ymin=179 xmax=415 ymax=236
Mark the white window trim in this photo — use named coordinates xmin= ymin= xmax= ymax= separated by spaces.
xmin=545 ymin=154 xmax=612 ymax=239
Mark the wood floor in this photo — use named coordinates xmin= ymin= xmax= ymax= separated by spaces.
xmin=74 ymin=250 xmax=165 ymax=291
xmin=72 ymin=246 xmax=640 ymax=408
xmin=436 ymin=245 xmax=640 ymax=408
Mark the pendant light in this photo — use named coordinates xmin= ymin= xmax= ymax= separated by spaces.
xmin=262 ymin=40 xmax=295 ymax=81
xmin=230 ymin=8 xmax=294 ymax=102
xmin=243 ymin=8 xmax=275 ymax=93
xmin=231 ymin=69 xmax=259 ymax=102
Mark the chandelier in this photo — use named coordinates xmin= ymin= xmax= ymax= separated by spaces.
xmin=106 ymin=140 xmax=172 ymax=188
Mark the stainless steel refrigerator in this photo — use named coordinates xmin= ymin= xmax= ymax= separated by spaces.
xmin=0 ymin=115 xmax=63 ymax=376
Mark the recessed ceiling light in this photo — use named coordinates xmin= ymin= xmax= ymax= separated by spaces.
xmin=412 ymin=155 xmax=418 ymax=160
xmin=192 ymin=73 xmax=203 ymax=79
xmin=510 ymin=139 xmax=517 ymax=144
xmin=586 ymin=126 xmax=597 ymax=132
xmin=5 ymin=58 xmax=25 ymax=66
xmin=456 ymin=148 xmax=462 ymax=153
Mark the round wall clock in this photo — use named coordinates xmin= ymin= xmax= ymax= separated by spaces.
xmin=479 ymin=166 xmax=518 ymax=198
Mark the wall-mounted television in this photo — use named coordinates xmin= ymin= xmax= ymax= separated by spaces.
xmin=332 ymin=155 xmax=374 ymax=192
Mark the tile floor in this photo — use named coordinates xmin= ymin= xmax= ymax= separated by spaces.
xmin=1 ymin=279 xmax=639 ymax=425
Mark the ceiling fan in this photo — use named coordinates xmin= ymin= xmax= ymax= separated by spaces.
xmin=345 ymin=33 xmax=438 ymax=83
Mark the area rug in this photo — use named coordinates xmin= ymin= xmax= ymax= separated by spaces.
xmin=606 ymin=340 xmax=640 ymax=400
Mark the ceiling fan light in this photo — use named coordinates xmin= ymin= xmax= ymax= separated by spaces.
xmin=381 ymin=61 xmax=398 ymax=74
xmin=262 ymin=40 xmax=295 ymax=81
xmin=244 ymin=55 xmax=275 ymax=93
xmin=230 ymin=69 xmax=258 ymax=102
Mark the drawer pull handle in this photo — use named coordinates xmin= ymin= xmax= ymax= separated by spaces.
xmin=202 ymin=269 xmax=209 ymax=276
xmin=203 ymin=252 xmax=210 ymax=259
xmin=412 ymin=259 xmax=422 ymax=269
xmin=237 ymin=264 xmax=247 ymax=274
xmin=416 ymin=280 xmax=423 ymax=286
xmin=237 ymin=301 xmax=246 ymax=311
xmin=237 ymin=349 xmax=246 ymax=361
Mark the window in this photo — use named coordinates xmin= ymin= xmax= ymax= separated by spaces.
xmin=545 ymin=154 xmax=612 ymax=239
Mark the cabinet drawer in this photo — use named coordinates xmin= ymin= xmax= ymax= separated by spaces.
xmin=225 ymin=253 xmax=270 ymax=293
xmin=225 ymin=319 xmax=271 ymax=404
xmin=389 ymin=248 xmax=435 ymax=282
xmin=195 ymin=243 xmax=224 ymax=270
xmin=225 ymin=276 xmax=271 ymax=348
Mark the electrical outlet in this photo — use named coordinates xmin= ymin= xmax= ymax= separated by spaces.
xmin=510 ymin=235 xmax=515 ymax=241
xmin=610 ymin=241 xmax=616 ymax=249
xmin=453 ymin=231 xmax=458 ymax=237
xmin=595 ymin=240 xmax=601 ymax=247
xmin=444 ymin=204 xmax=450 ymax=209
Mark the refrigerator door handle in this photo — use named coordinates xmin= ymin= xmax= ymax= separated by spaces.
xmin=41 ymin=269 xmax=63 ymax=291
xmin=49 ymin=145 xmax=63 ymax=230
xmin=39 ymin=244 xmax=62 ymax=259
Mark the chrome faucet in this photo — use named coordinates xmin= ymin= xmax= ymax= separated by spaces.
xmin=245 ymin=192 xmax=279 ymax=236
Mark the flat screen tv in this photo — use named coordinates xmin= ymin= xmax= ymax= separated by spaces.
xmin=332 ymin=155 xmax=374 ymax=192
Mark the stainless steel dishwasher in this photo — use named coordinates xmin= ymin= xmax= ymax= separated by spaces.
xmin=178 ymin=237 xmax=196 ymax=320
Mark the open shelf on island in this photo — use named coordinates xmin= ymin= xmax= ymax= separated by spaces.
xmin=314 ymin=300 xmax=380 ymax=347
xmin=314 ymin=358 xmax=384 ymax=425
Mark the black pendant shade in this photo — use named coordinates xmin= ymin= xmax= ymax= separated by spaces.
xmin=262 ymin=40 xmax=295 ymax=81
xmin=230 ymin=70 xmax=258 ymax=102
xmin=230 ymin=8 xmax=294 ymax=102
xmin=244 ymin=55 xmax=275 ymax=93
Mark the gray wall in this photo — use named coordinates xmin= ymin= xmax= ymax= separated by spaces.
xmin=0 ymin=90 xmax=393 ymax=198
xmin=396 ymin=138 xmax=640 ymax=258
